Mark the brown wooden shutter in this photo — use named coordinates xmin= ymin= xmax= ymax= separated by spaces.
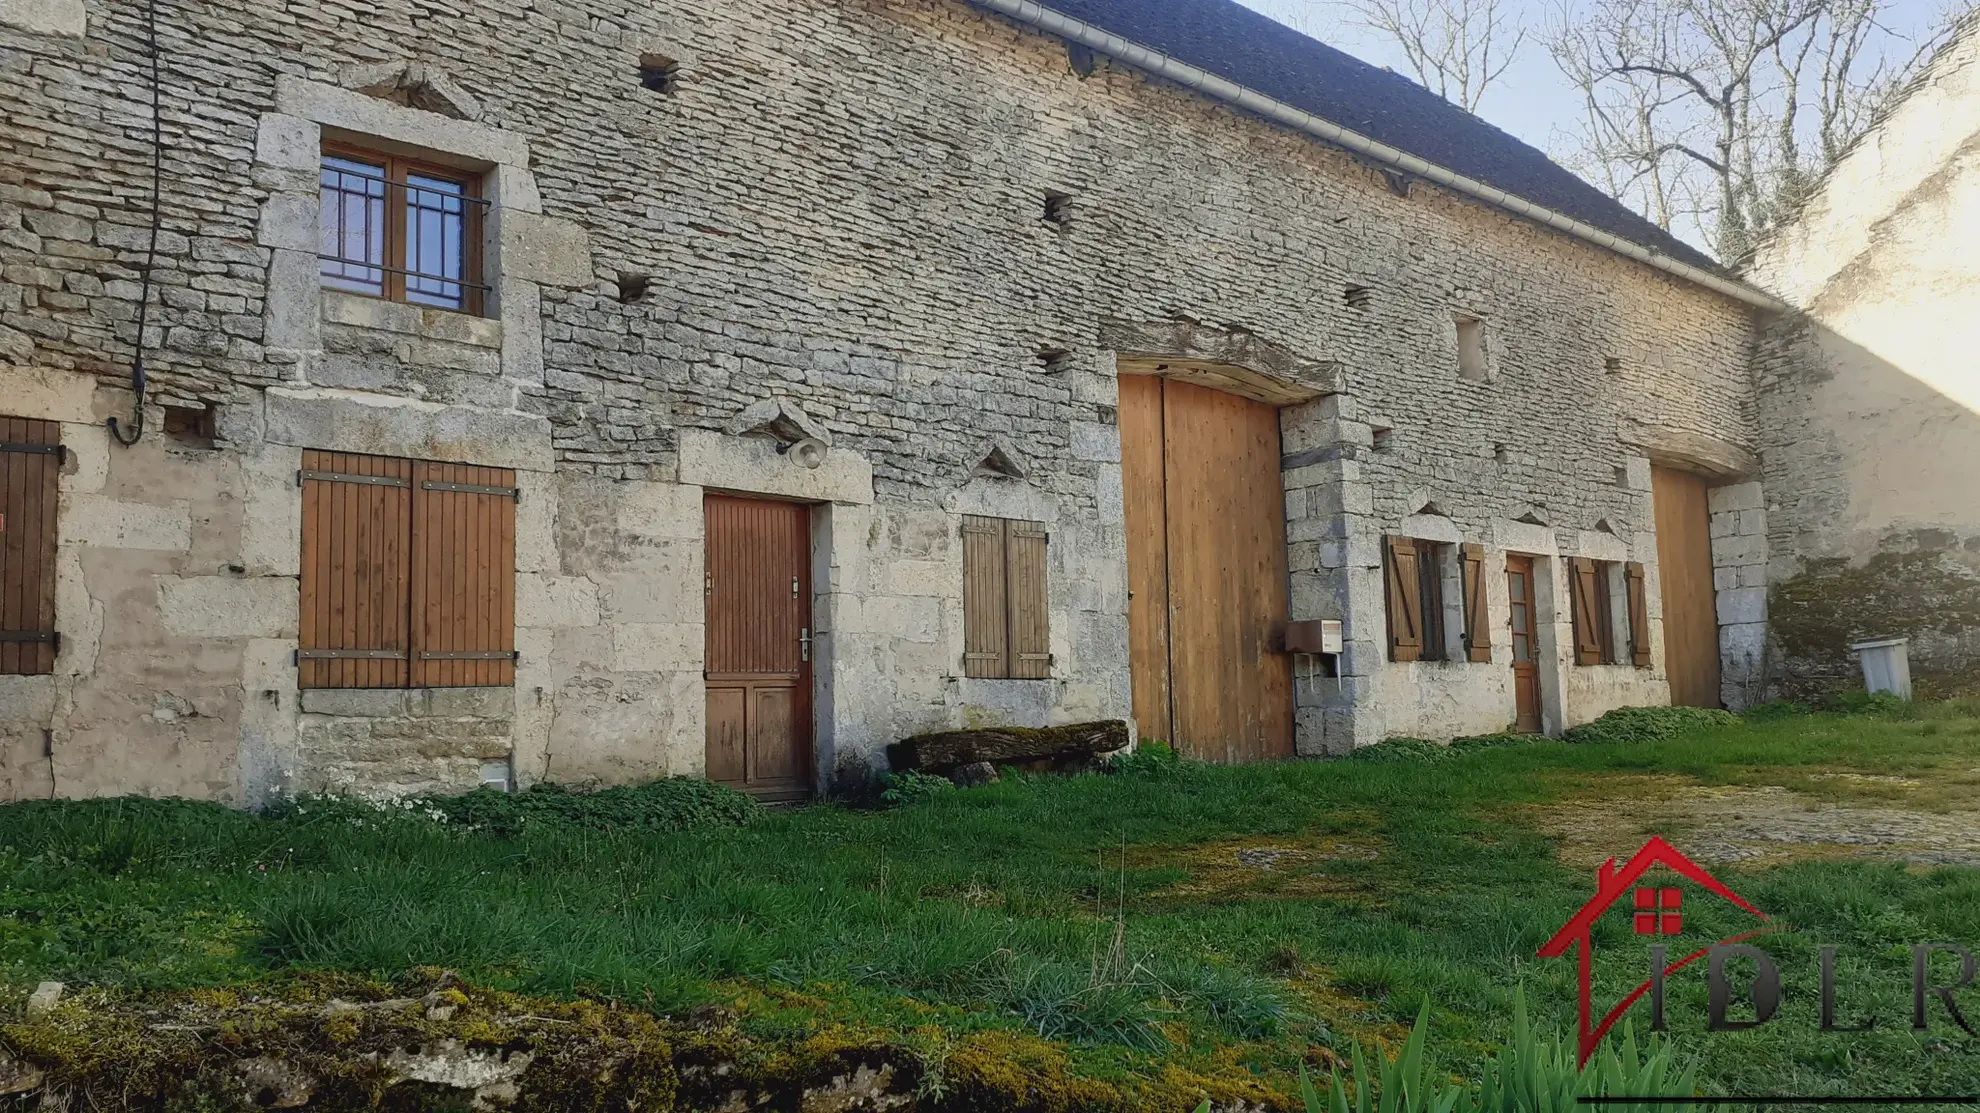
xmin=1569 ymin=557 xmax=1604 ymax=666
xmin=299 ymin=451 xmax=414 ymax=689
xmin=411 ymin=461 xmax=517 ymax=688
xmin=1626 ymin=560 xmax=1652 ymax=667
xmin=962 ymin=514 xmax=1008 ymax=677
xmin=0 ymin=418 xmax=61 ymax=676
xmin=1460 ymin=542 xmax=1491 ymax=663
xmin=1006 ymin=520 xmax=1051 ymax=679
xmin=1384 ymin=536 xmax=1422 ymax=662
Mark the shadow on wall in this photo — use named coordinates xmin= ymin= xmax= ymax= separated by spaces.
xmin=1761 ymin=319 xmax=1980 ymax=701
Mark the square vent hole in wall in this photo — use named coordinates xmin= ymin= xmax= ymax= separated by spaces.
xmin=1043 ymin=191 xmax=1072 ymax=226
xmin=1455 ymin=316 xmax=1488 ymax=382
xmin=1605 ymin=356 xmax=1624 ymax=374
xmin=1036 ymin=346 xmax=1071 ymax=373
xmin=617 ymin=272 xmax=651 ymax=304
xmin=1372 ymin=427 xmax=1395 ymax=454
xmin=638 ymin=54 xmax=681 ymax=93
xmin=1344 ymin=285 xmax=1373 ymax=308
xmin=163 ymin=404 xmax=216 ymax=448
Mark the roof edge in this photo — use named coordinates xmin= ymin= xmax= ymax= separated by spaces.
xmin=970 ymin=0 xmax=1785 ymax=313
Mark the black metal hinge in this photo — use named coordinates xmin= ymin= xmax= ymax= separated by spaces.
xmin=0 ymin=631 xmax=58 ymax=649
xmin=0 ymin=443 xmax=66 ymax=463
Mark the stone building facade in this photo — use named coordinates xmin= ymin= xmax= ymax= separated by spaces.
xmin=1744 ymin=16 xmax=1980 ymax=701
xmin=0 ymin=0 xmax=1780 ymax=804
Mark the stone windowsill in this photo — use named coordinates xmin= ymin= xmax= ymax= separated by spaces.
xmin=321 ymin=290 xmax=503 ymax=349
xmin=299 ymin=686 xmax=515 ymax=718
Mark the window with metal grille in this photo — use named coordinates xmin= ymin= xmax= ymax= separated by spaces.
xmin=961 ymin=515 xmax=1050 ymax=679
xmin=0 ymin=418 xmax=60 ymax=676
xmin=298 ymin=450 xmax=517 ymax=689
xmin=319 ymin=144 xmax=487 ymax=315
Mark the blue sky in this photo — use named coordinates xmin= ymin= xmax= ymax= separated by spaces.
xmin=1235 ymin=0 xmax=1948 ymax=163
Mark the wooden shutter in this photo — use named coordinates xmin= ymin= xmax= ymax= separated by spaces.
xmin=299 ymin=451 xmax=413 ymax=689
xmin=1007 ymin=520 xmax=1051 ymax=679
xmin=1569 ymin=557 xmax=1604 ymax=666
xmin=962 ymin=515 xmax=1008 ymax=677
xmin=1626 ymin=560 xmax=1652 ymax=667
xmin=1460 ymin=543 xmax=1491 ymax=663
xmin=1384 ymin=536 xmax=1422 ymax=662
xmin=411 ymin=461 xmax=517 ymax=688
xmin=0 ymin=418 xmax=60 ymax=676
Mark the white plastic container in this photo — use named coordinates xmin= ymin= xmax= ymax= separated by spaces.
xmin=1849 ymin=637 xmax=1913 ymax=700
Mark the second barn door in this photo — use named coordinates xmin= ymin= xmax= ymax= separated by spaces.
xmin=1120 ymin=376 xmax=1294 ymax=763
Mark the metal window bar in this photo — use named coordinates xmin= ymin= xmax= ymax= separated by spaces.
xmin=318 ymin=166 xmax=489 ymax=307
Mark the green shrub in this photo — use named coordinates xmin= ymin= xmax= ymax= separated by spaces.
xmin=1351 ymin=733 xmax=1535 ymax=764
xmin=1816 ymin=689 xmax=1911 ymax=716
xmin=1107 ymin=739 xmax=1184 ymax=777
xmin=878 ymin=770 xmax=957 ymax=808
xmin=1560 ymin=705 xmax=1737 ymax=745
xmin=277 ymin=777 xmax=761 ymax=837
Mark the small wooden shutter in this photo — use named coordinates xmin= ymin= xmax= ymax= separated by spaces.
xmin=0 ymin=418 xmax=61 ymax=676
xmin=962 ymin=515 xmax=1008 ymax=678
xmin=1384 ymin=536 xmax=1422 ymax=662
xmin=1569 ymin=557 xmax=1604 ymax=666
xmin=1626 ymin=560 xmax=1652 ymax=667
xmin=299 ymin=451 xmax=414 ymax=689
xmin=1460 ymin=543 xmax=1491 ymax=663
xmin=411 ymin=461 xmax=517 ymax=688
xmin=1006 ymin=520 xmax=1051 ymax=679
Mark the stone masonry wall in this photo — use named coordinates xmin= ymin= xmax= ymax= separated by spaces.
xmin=1744 ymin=20 xmax=1980 ymax=701
xmin=0 ymin=0 xmax=1759 ymax=799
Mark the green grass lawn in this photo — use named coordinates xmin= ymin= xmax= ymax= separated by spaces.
xmin=5 ymin=700 xmax=1980 ymax=1109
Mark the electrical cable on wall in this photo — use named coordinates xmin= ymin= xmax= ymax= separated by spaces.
xmin=109 ymin=0 xmax=164 ymax=448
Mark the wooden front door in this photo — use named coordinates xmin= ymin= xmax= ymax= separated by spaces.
xmin=1120 ymin=375 xmax=1294 ymax=763
xmin=1505 ymin=554 xmax=1542 ymax=733
xmin=1651 ymin=466 xmax=1721 ymax=708
xmin=704 ymin=494 xmax=813 ymax=800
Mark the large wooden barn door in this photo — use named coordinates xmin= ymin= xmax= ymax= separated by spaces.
xmin=704 ymin=495 xmax=814 ymax=800
xmin=1651 ymin=467 xmax=1722 ymax=708
xmin=1120 ymin=376 xmax=1294 ymax=763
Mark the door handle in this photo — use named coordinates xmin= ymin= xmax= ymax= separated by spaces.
xmin=799 ymin=627 xmax=810 ymax=663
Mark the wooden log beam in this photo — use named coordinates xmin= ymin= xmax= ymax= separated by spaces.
xmin=887 ymin=720 xmax=1130 ymax=773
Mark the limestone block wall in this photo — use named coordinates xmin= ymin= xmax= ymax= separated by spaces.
xmin=1744 ymin=19 xmax=1980 ymax=699
xmin=0 ymin=0 xmax=1766 ymax=797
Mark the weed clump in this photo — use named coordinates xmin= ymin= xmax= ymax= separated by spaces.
xmin=1350 ymin=732 xmax=1533 ymax=764
xmin=1106 ymin=739 xmax=1184 ymax=777
xmin=278 ymin=777 xmax=761 ymax=836
xmin=878 ymin=770 xmax=957 ymax=808
xmin=1561 ymin=705 xmax=1737 ymax=745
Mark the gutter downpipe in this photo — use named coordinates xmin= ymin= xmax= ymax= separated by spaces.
xmin=971 ymin=0 xmax=1786 ymax=313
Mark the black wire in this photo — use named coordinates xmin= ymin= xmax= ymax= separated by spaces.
xmin=108 ymin=0 xmax=162 ymax=448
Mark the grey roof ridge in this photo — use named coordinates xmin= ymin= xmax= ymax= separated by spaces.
xmin=971 ymin=0 xmax=1784 ymax=312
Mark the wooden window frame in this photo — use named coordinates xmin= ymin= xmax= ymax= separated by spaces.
xmin=962 ymin=515 xmax=1051 ymax=680
xmin=299 ymin=449 xmax=517 ymax=690
xmin=319 ymin=140 xmax=488 ymax=317
xmin=1385 ymin=535 xmax=1458 ymax=663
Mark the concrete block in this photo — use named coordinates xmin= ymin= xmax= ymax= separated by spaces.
xmin=1094 ymin=462 xmax=1122 ymax=524
xmin=66 ymin=494 xmax=192 ymax=551
xmin=519 ymin=574 xmax=603 ymax=629
xmin=678 ymin=428 xmax=872 ymax=505
xmin=264 ymin=248 xmax=323 ymax=354
xmin=256 ymin=191 xmax=318 ymax=252
xmin=1622 ymin=457 xmax=1653 ymax=491
xmin=241 ymin=446 xmax=303 ymax=576
xmin=264 ymin=387 xmax=554 ymax=472
xmin=301 ymin=688 xmax=415 ymax=717
xmin=1069 ymin=420 xmax=1119 ymax=463
xmin=1737 ymin=508 xmax=1767 ymax=536
xmin=497 ymin=277 xmax=543 ymax=385
xmin=427 ymin=687 xmax=515 ymax=718
xmin=63 ymin=419 xmax=109 ymax=494
xmin=159 ymin=576 xmax=298 ymax=639
xmin=612 ymin=480 xmax=704 ymax=539
xmin=500 ymin=211 xmax=594 ymax=288
xmin=879 ymin=558 xmax=957 ymax=598
xmin=0 ymin=365 xmax=99 ymax=424
xmin=254 ymin=113 xmax=320 ymax=172
xmin=1 ymin=0 xmax=84 ymax=35
xmin=1715 ymin=586 xmax=1767 ymax=625
xmin=1713 ymin=566 xmax=1739 ymax=592
xmin=1707 ymin=482 xmax=1765 ymax=514
xmin=1710 ymin=533 xmax=1767 ymax=567
xmin=0 ymin=675 xmax=58 ymax=723
xmin=275 ymin=76 xmax=530 ymax=166
xmin=242 ymin=638 xmax=298 ymax=695
xmin=515 ymin=478 xmax=557 ymax=573
xmin=611 ymin=622 xmax=702 ymax=672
